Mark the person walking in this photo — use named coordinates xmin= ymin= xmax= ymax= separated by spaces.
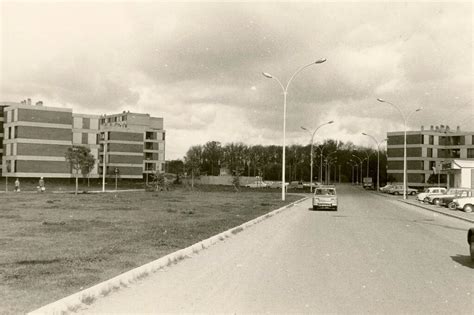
xmin=14 ymin=178 xmax=20 ymax=192
xmin=38 ymin=177 xmax=45 ymax=193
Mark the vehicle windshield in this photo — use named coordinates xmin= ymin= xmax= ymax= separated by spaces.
xmin=315 ymin=189 xmax=335 ymax=195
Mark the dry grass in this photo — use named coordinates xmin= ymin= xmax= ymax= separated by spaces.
xmin=0 ymin=186 xmax=300 ymax=314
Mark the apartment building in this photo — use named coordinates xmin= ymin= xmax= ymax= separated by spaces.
xmin=1 ymin=100 xmax=165 ymax=180
xmin=387 ymin=125 xmax=474 ymax=187
xmin=2 ymin=100 xmax=73 ymax=177
xmin=98 ymin=112 xmax=165 ymax=179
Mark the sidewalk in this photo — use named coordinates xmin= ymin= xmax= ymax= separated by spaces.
xmin=398 ymin=198 xmax=474 ymax=224
xmin=366 ymin=187 xmax=474 ymax=224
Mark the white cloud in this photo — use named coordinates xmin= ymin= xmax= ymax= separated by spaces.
xmin=1 ymin=1 xmax=471 ymax=159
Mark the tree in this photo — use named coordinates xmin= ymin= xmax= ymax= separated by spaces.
xmin=202 ymin=141 xmax=222 ymax=176
xmin=184 ymin=145 xmax=202 ymax=189
xmin=65 ymin=146 xmax=96 ymax=195
xmin=166 ymin=159 xmax=185 ymax=184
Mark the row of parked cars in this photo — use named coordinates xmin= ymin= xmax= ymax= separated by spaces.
xmin=379 ymin=184 xmax=474 ymax=213
xmin=416 ymin=187 xmax=474 ymax=213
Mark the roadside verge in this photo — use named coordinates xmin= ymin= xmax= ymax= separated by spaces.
xmin=398 ymin=199 xmax=474 ymax=224
xmin=29 ymin=195 xmax=309 ymax=315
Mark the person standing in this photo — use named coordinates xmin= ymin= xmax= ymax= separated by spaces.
xmin=38 ymin=177 xmax=45 ymax=192
xmin=14 ymin=178 xmax=20 ymax=192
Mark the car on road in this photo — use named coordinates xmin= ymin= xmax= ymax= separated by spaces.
xmin=425 ymin=188 xmax=472 ymax=206
xmin=245 ymin=181 xmax=269 ymax=188
xmin=379 ymin=184 xmax=395 ymax=193
xmin=451 ymin=196 xmax=474 ymax=213
xmin=312 ymin=185 xmax=338 ymax=211
xmin=416 ymin=187 xmax=447 ymax=202
xmin=468 ymin=228 xmax=474 ymax=262
xmin=268 ymin=181 xmax=289 ymax=189
xmin=389 ymin=185 xmax=417 ymax=196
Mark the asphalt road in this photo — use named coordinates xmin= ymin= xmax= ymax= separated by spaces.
xmin=80 ymin=184 xmax=473 ymax=314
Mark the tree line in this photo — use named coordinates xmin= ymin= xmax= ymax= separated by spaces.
xmin=166 ymin=139 xmax=390 ymax=184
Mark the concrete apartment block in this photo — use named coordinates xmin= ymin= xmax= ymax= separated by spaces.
xmin=98 ymin=111 xmax=165 ymax=179
xmin=387 ymin=125 xmax=474 ymax=187
xmin=2 ymin=102 xmax=73 ymax=178
xmin=1 ymin=101 xmax=166 ymax=181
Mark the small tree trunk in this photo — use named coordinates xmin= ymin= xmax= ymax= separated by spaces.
xmin=191 ymin=170 xmax=194 ymax=189
xmin=75 ymin=176 xmax=78 ymax=195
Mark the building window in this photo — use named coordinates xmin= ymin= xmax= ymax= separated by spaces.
xmin=429 ymin=135 xmax=434 ymax=145
xmin=468 ymin=148 xmax=474 ymax=158
xmin=427 ymin=148 xmax=432 ymax=158
xmin=429 ymin=161 xmax=436 ymax=171
xmin=162 ymin=132 xmax=165 ymax=141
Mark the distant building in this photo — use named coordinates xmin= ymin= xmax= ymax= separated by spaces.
xmin=1 ymin=99 xmax=165 ymax=179
xmin=386 ymin=125 xmax=474 ymax=188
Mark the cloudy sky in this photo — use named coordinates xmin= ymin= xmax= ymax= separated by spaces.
xmin=1 ymin=1 xmax=472 ymax=159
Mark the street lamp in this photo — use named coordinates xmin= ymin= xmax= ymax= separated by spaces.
xmin=362 ymin=133 xmax=387 ymax=191
xmin=301 ymin=120 xmax=334 ymax=192
xmin=315 ymin=145 xmax=326 ymax=185
xmin=351 ymin=154 xmax=364 ymax=185
xmin=377 ymin=98 xmax=422 ymax=199
xmin=263 ymin=58 xmax=326 ymax=201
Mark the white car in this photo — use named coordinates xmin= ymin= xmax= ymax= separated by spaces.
xmin=312 ymin=185 xmax=338 ymax=211
xmin=245 ymin=181 xmax=268 ymax=188
xmin=452 ymin=197 xmax=474 ymax=213
xmin=417 ymin=187 xmax=447 ymax=202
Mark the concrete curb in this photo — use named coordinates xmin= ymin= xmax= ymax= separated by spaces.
xmin=29 ymin=196 xmax=309 ymax=315
xmin=398 ymin=200 xmax=474 ymax=224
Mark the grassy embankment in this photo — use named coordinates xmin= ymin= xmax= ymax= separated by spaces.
xmin=0 ymin=185 xmax=302 ymax=314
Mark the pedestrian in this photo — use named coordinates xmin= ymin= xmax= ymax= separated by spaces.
xmin=38 ymin=177 xmax=45 ymax=193
xmin=14 ymin=178 xmax=20 ymax=192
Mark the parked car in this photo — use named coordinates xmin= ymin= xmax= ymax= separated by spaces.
xmin=268 ymin=181 xmax=289 ymax=189
xmin=468 ymin=228 xmax=474 ymax=262
xmin=416 ymin=187 xmax=447 ymax=202
xmin=380 ymin=184 xmax=394 ymax=193
xmin=389 ymin=185 xmax=417 ymax=196
xmin=426 ymin=188 xmax=472 ymax=206
xmin=303 ymin=182 xmax=318 ymax=188
xmin=312 ymin=185 xmax=338 ymax=211
xmin=437 ymin=189 xmax=474 ymax=208
xmin=245 ymin=181 xmax=269 ymax=188
xmin=451 ymin=196 xmax=474 ymax=213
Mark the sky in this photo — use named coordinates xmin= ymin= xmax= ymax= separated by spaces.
xmin=1 ymin=1 xmax=472 ymax=159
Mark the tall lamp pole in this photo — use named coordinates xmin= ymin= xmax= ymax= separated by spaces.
xmin=316 ymin=145 xmax=326 ymax=185
xmin=377 ymin=98 xmax=422 ymax=199
xmin=351 ymin=154 xmax=364 ymax=185
xmin=301 ymin=120 xmax=334 ymax=192
xmin=362 ymin=133 xmax=387 ymax=191
xmin=263 ymin=58 xmax=326 ymax=200
xmin=262 ymin=58 xmax=326 ymax=201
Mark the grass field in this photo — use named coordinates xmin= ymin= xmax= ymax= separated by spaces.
xmin=0 ymin=186 xmax=301 ymax=314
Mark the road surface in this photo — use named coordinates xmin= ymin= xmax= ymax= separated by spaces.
xmin=80 ymin=184 xmax=473 ymax=314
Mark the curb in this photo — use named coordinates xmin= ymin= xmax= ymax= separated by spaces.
xmin=398 ymin=200 xmax=474 ymax=224
xmin=29 ymin=196 xmax=309 ymax=315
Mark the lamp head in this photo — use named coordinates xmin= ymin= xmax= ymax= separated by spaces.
xmin=415 ymin=107 xmax=423 ymax=112
xmin=362 ymin=132 xmax=367 ymax=135
xmin=262 ymin=72 xmax=273 ymax=79
xmin=301 ymin=126 xmax=308 ymax=131
xmin=377 ymin=98 xmax=385 ymax=103
xmin=315 ymin=58 xmax=327 ymax=64
xmin=327 ymin=120 xmax=334 ymax=124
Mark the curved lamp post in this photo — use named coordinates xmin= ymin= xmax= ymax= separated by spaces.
xmin=351 ymin=154 xmax=364 ymax=185
xmin=263 ymin=58 xmax=326 ymax=201
xmin=377 ymin=98 xmax=422 ymax=199
xmin=315 ymin=145 xmax=326 ymax=185
xmin=362 ymin=133 xmax=387 ymax=191
xmin=301 ymin=120 xmax=334 ymax=192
